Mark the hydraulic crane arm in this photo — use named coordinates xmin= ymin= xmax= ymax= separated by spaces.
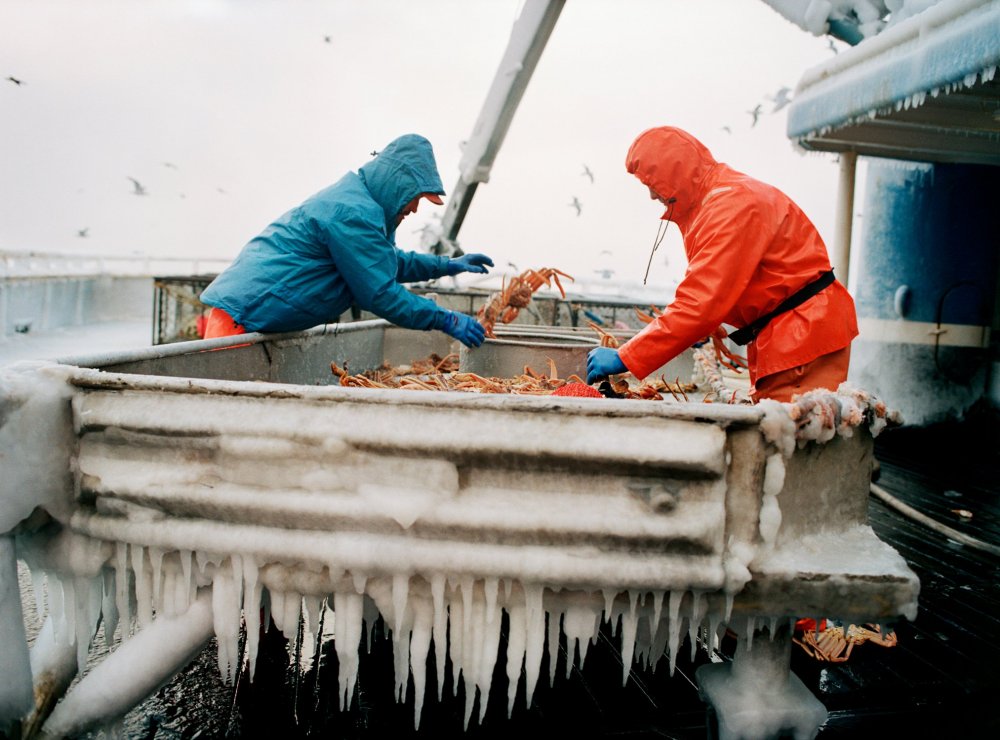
xmin=427 ymin=0 xmax=565 ymax=256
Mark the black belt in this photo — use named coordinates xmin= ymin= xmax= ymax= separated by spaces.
xmin=727 ymin=270 xmax=835 ymax=346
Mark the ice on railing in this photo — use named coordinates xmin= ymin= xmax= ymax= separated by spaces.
xmin=0 ymin=249 xmax=230 ymax=279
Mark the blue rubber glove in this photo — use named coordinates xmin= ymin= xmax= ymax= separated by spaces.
xmin=445 ymin=253 xmax=494 ymax=276
xmin=586 ymin=347 xmax=627 ymax=385
xmin=435 ymin=311 xmax=486 ymax=348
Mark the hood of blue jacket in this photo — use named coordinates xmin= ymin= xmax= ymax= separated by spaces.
xmin=358 ymin=134 xmax=446 ymax=236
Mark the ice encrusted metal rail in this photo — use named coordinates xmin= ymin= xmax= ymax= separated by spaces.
xmin=0 ymin=321 xmax=918 ymax=739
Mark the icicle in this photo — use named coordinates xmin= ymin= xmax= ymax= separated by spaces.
xmin=459 ymin=575 xmax=474 ymax=647
xmin=62 ymin=576 xmax=77 ymax=646
xmin=667 ymin=590 xmax=682 ymax=676
xmin=724 ymin=592 xmax=734 ymax=623
xmin=241 ymin=556 xmax=261 ymax=681
xmin=410 ymin=594 xmax=433 ymax=730
xmin=430 ymin=573 xmax=448 ymax=701
xmin=651 ymin=589 xmax=664 ymax=629
xmin=179 ymin=549 xmax=193 ymax=593
xmin=211 ymin=566 xmax=241 ymax=684
xmin=502 ymin=577 xmax=512 ymax=601
xmin=115 ymin=543 xmax=130 ymax=641
xmin=505 ymin=599 xmax=526 ymax=718
xmin=477 ymin=594 xmax=503 ymax=725
xmin=131 ymin=545 xmax=153 ymax=628
xmin=546 ymin=609 xmax=561 ymax=687
xmin=448 ymin=594 xmax=465 ymax=699
xmin=619 ymin=590 xmax=640 ymax=686
xmin=283 ymin=593 xmax=302 ymax=643
xmin=463 ymin=593 xmax=485 ymax=729
xmin=392 ymin=610 xmax=411 ymax=705
xmin=49 ymin=574 xmax=67 ymax=645
xmin=523 ymin=583 xmax=545 ymax=708
xmin=148 ymin=547 xmax=165 ymax=614
xmin=73 ymin=576 xmax=95 ymax=674
xmin=269 ymin=589 xmax=286 ymax=634
xmin=101 ymin=568 xmax=118 ymax=652
xmin=746 ymin=616 xmax=756 ymax=652
xmin=484 ymin=577 xmax=498 ymax=624
xmin=333 ymin=591 xmax=363 ymax=711
xmin=602 ymin=589 xmax=616 ymax=625
xmin=392 ymin=574 xmax=409 ymax=637
xmin=708 ymin=613 xmax=721 ymax=656
xmin=769 ymin=616 xmax=779 ymax=640
xmin=563 ymin=601 xmax=599 ymax=673
xmin=688 ymin=591 xmax=706 ymax=662
xmin=351 ymin=571 xmax=367 ymax=594
xmin=301 ymin=594 xmax=323 ymax=670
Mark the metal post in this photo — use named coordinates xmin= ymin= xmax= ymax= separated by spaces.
xmin=832 ymin=150 xmax=857 ymax=289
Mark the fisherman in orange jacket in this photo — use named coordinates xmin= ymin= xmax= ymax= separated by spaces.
xmin=586 ymin=126 xmax=858 ymax=402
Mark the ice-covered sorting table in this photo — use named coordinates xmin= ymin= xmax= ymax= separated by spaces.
xmin=0 ymin=319 xmax=919 ymax=739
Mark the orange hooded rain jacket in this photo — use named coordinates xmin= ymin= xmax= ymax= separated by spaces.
xmin=617 ymin=127 xmax=858 ymax=385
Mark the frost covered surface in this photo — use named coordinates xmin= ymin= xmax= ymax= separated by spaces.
xmin=787 ymin=0 xmax=1000 ymax=139
xmin=0 ymin=357 xmax=915 ymax=731
xmin=763 ymin=0 xmax=957 ymax=39
xmin=758 ymin=384 xmax=902 ymax=459
xmin=0 ymin=361 xmax=77 ymax=533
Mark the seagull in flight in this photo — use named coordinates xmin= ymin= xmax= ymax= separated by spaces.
xmin=721 ymin=125 xmax=732 ymax=134
xmin=581 ymin=164 xmax=594 ymax=183
xmin=568 ymin=196 xmax=582 ymax=216
xmin=747 ymin=104 xmax=763 ymax=127
xmin=163 ymin=161 xmax=178 ymax=170
xmin=6 ymin=75 xmax=23 ymax=86
xmin=827 ymin=38 xmax=839 ymax=55
xmin=77 ymin=227 xmax=89 ymax=238
xmin=324 ymin=35 xmax=331 ymax=43
xmin=767 ymin=86 xmax=793 ymax=113
xmin=127 ymin=177 xmax=147 ymax=196
xmin=370 ymin=150 xmax=379 ymax=157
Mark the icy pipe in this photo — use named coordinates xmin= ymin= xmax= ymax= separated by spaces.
xmin=22 ymin=617 xmax=86 ymax=740
xmin=696 ymin=621 xmax=827 ymax=740
xmin=40 ymin=588 xmax=215 ymax=738
xmin=0 ymin=535 xmax=34 ymax=732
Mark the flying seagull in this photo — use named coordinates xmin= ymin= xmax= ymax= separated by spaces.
xmin=127 ymin=177 xmax=147 ymax=196
xmin=721 ymin=125 xmax=732 ymax=134
xmin=324 ymin=35 xmax=331 ymax=43
xmin=827 ymin=38 xmax=839 ymax=55
xmin=581 ymin=164 xmax=594 ymax=184
xmin=163 ymin=161 xmax=178 ymax=170
xmin=370 ymin=150 xmax=379 ymax=157
xmin=6 ymin=76 xmax=23 ymax=86
xmin=77 ymin=227 xmax=89 ymax=238
xmin=767 ymin=86 xmax=793 ymax=113
xmin=747 ymin=104 xmax=763 ymax=127
xmin=568 ymin=196 xmax=582 ymax=216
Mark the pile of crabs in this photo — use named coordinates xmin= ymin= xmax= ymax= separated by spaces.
xmin=331 ymin=266 xmax=749 ymax=403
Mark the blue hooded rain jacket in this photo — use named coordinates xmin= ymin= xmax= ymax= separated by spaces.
xmin=200 ymin=134 xmax=452 ymax=333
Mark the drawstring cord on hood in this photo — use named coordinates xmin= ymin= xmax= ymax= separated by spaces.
xmin=643 ymin=197 xmax=675 ymax=285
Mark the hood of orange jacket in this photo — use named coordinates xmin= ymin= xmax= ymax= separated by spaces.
xmin=619 ymin=126 xmax=858 ymax=383
xmin=625 ymin=126 xmax=718 ymax=228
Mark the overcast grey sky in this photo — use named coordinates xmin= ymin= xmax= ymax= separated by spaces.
xmin=0 ymin=0 xmax=846 ymax=288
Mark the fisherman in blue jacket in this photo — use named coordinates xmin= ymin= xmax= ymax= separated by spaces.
xmin=200 ymin=134 xmax=492 ymax=346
